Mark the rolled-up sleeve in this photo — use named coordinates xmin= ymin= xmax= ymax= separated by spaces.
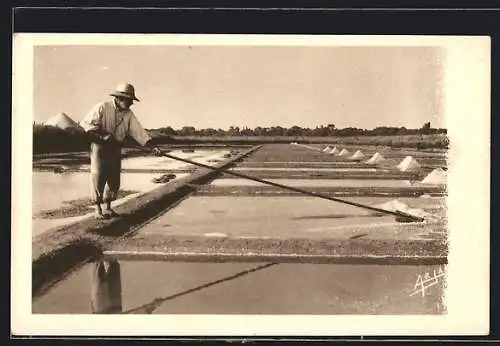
xmin=81 ymin=103 xmax=104 ymax=132
xmin=128 ymin=113 xmax=152 ymax=146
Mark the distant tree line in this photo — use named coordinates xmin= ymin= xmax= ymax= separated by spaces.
xmin=148 ymin=122 xmax=445 ymax=139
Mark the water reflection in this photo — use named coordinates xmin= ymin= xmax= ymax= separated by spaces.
xmin=90 ymin=257 xmax=122 ymax=314
xmin=32 ymin=250 xmax=447 ymax=315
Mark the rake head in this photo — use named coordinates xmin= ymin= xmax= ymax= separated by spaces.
xmin=393 ymin=210 xmax=426 ymax=223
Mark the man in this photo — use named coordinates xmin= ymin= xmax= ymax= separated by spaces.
xmin=81 ymin=83 xmax=162 ymax=219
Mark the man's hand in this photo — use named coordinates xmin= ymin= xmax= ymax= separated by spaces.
xmin=144 ymin=139 xmax=163 ymax=156
xmin=87 ymin=130 xmax=114 ymax=145
xmin=152 ymin=146 xmax=163 ymax=156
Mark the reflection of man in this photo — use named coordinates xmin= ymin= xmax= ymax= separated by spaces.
xmin=81 ymin=83 xmax=162 ymax=219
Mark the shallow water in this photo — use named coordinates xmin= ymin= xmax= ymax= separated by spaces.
xmin=136 ymin=195 xmax=445 ymax=237
xmin=210 ymin=178 xmax=413 ymax=188
xmin=121 ymin=149 xmax=231 ymax=170
xmin=32 ymin=150 xmax=231 ymax=216
xmin=32 ymin=171 xmax=189 ymax=215
xmin=239 ymin=161 xmax=361 ymax=165
xmin=230 ymin=167 xmax=383 ymax=172
xmin=69 ymin=149 xmax=232 ymax=172
xmin=33 ymin=261 xmax=446 ymax=315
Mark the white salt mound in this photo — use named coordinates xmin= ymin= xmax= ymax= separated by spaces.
xmin=397 ymin=156 xmax=421 ymax=172
xmin=366 ymin=152 xmax=386 ymax=164
xmin=44 ymin=112 xmax=82 ymax=130
xmin=338 ymin=148 xmax=350 ymax=156
xmin=328 ymin=147 xmax=339 ymax=154
xmin=350 ymin=150 xmax=365 ymax=160
xmin=373 ymin=199 xmax=429 ymax=219
xmin=323 ymin=146 xmax=332 ymax=152
xmin=375 ymin=199 xmax=410 ymax=212
xmin=421 ymin=168 xmax=447 ymax=185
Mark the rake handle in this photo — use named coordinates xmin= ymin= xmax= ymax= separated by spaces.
xmin=158 ymin=151 xmax=424 ymax=222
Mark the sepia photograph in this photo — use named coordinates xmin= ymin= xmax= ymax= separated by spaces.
xmin=12 ymin=34 xmax=490 ymax=336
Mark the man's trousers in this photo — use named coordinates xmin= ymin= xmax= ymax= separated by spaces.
xmin=90 ymin=142 xmax=122 ymax=204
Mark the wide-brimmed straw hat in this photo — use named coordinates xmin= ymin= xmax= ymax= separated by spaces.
xmin=110 ymin=83 xmax=140 ymax=101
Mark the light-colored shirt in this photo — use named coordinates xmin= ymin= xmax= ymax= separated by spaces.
xmin=81 ymin=100 xmax=151 ymax=146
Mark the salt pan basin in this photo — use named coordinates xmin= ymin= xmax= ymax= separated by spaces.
xmin=230 ymin=167 xmax=382 ymax=172
xmin=33 ymin=261 xmax=445 ymax=315
xmin=210 ymin=178 xmax=413 ymax=188
xmin=240 ymin=161 xmax=364 ymax=166
xmin=136 ymin=196 xmax=446 ymax=239
xmin=32 ymin=171 xmax=190 ymax=236
xmin=66 ymin=149 xmax=232 ymax=172
xmin=121 ymin=149 xmax=231 ymax=171
xmin=32 ymin=171 xmax=189 ymax=215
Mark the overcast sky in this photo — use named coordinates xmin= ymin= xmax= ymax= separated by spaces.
xmin=34 ymin=45 xmax=445 ymax=130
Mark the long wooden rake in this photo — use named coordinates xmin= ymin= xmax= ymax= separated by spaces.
xmin=152 ymin=149 xmax=426 ymax=223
